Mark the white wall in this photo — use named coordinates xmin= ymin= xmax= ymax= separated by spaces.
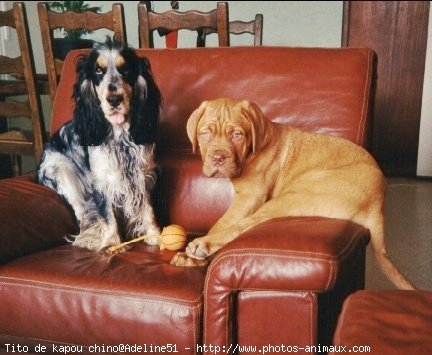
xmin=417 ymin=8 xmax=432 ymax=177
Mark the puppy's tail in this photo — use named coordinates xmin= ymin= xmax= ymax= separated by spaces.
xmin=370 ymin=223 xmax=416 ymax=290
xmin=373 ymin=248 xmax=416 ymax=290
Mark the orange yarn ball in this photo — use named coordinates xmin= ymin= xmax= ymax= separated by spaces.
xmin=159 ymin=224 xmax=187 ymax=251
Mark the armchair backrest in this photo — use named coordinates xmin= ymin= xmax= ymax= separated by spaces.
xmin=51 ymin=46 xmax=375 ymax=233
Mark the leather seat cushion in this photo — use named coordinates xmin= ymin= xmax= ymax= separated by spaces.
xmin=332 ymin=290 xmax=432 ymax=354
xmin=0 ymin=244 xmax=206 ymax=349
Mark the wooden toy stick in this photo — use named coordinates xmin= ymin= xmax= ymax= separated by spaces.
xmin=107 ymin=235 xmax=155 ymax=253
xmin=107 ymin=224 xmax=187 ymax=254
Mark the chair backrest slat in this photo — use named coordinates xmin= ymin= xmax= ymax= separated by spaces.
xmin=0 ymin=9 xmax=16 ymax=28
xmin=147 ymin=10 xmax=218 ymax=32
xmin=198 ymin=13 xmax=263 ymax=46
xmin=138 ymin=2 xmax=229 ymax=48
xmin=46 ymin=9 xmax=118 ymax=32
xmin=0 ymin=99 xmax=31 ymax=117
xmin=0 ymin=56 xmax=24 ymax=75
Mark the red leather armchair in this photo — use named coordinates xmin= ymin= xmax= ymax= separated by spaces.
xmin=0 ymin=47 xmax=374 ymax=354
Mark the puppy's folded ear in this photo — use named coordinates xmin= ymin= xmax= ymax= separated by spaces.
xmin=186 ymin=101 xmax=207 ymax=153
xmin=240 ymin=100 xmax=272 ymax=154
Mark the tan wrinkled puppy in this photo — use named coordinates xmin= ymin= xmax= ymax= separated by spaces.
xmin=171 ymin=98 xmax=415 ymax=290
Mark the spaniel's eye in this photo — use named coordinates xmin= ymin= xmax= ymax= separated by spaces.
xmin=96 ymin=67 xmax=103 ymax=75
xmin=118 ymin=66 xmax=129 ymax=76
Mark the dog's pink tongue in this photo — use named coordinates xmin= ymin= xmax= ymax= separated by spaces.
xmin=108 ymin=112 xmax=125 ymax=125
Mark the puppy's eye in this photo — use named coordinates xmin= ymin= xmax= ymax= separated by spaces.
xmin=199 ymin=130 xmax=212 ymax=142
xmin=96 ymin=67 xmax=103 ymax=75
xmin=232 ymin=131 xmax=244 ymax=140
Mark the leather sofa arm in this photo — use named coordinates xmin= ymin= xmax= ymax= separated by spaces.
xmin=203 ymin=217 xmax=370 ymax=348
xmin=0 ymin=176 xmax=76 ymax=265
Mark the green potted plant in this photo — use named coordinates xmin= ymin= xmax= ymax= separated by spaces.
xmin=48 ymin=1 xmax=102 ymax=60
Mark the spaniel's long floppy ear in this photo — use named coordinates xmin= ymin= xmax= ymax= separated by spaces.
xmin=73 ymin=51 xmax=109 ymax=148
xmin=186 ymin=101 xmax=208 ymax=153
xmin=239 ymin=100 xmax=273 ymax=154
xmin=129 ymin=55 xmax=162 ymax=145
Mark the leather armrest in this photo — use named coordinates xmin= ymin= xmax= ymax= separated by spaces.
xmin=0 ymin=177 xmax=76 ymax=265
xmin=203 ymin=216 xmax=370 ymax=347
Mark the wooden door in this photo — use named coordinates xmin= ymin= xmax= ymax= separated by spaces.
xmin=343 ymin=1 xmax=429 ymax=176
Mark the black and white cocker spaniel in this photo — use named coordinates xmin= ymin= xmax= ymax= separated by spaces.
xmin=38 ymin=38 xmax=162 ymax=251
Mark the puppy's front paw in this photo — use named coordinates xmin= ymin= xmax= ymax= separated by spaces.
xmin=186 ymin=236 xmax=221 ymax=260
xmin=170 ymin=252 xmax=209 ymax=267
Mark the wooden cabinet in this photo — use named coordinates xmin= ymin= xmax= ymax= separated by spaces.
xmin=342 ymin=1 xmax=429 ymax=176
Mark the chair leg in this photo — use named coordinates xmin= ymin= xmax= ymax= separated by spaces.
xmin=0 ymin=154 xmax=13 ymax=178
xmin=11 ymin=154 xmax=22 ymax=176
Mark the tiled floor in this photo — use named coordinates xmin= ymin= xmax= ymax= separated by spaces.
xmin=365 ymin=178 xmax=432 ymax=291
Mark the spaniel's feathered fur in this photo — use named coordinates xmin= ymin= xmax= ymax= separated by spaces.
xmin=38 ymin=39 xmax=162 ymax=251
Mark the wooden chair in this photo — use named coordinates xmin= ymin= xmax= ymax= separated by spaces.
xmin=38 ymin=2 xmax=127 ymax=103
xmin=197 ymin=14 xmax=263 ymax=47
xmin=0 ymin=2 xmax=45 ymax=176
xmin=138 ymin=2 xmax=229 ymax=48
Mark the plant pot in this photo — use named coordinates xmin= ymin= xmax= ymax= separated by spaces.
xmin=53 ymin=38 xmax=95 ymax=60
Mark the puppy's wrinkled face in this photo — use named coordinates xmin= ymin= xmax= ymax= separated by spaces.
xmin=193 ymin=99 xmax=254 ymax=179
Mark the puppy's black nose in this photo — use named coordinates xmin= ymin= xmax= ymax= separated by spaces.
xmin=107 ymin=95 xmax=123 ymax=107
